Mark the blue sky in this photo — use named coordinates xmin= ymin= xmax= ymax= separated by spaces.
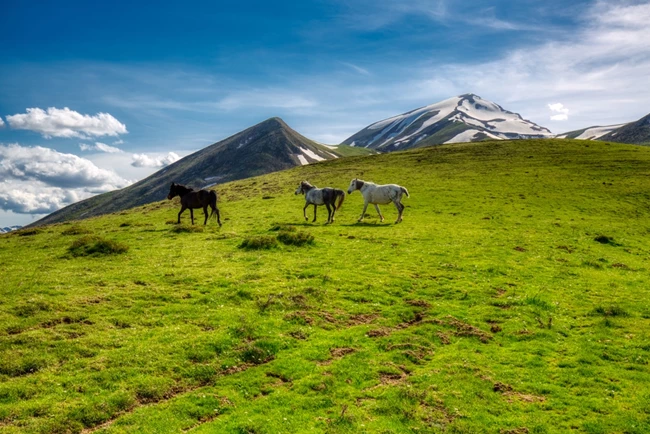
xmin=1 ymin=0 xmax=650 ymax=227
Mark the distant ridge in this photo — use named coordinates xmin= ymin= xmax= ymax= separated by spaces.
xmin=342 ymin=94 xmax=552 ymax=151
xmin=31 ymin=117 xmax=368 ymax=227
xmin=557 ymin=112 xmax=650 ymax=146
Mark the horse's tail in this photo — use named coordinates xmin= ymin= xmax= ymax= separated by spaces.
xmin=401 ymin=186 xmax=410 ymax=198
xmin=335 ymin=189 xmax=345 ymax=210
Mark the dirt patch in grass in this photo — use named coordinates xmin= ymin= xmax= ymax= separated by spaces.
xmin=445 ymin=315 xmax=492 ymax=343
xmin=406 ymin=299 xmax=431 ymax=308
xmin=330 ymin=347 xmax=356 ymax=358
xmin=500 ymin=428 xmax=530 ymax=434
xmin=611 ymin=263 xmax=629 ymax=269
xmin=513 ymin=246 xmax=527 ymax=252
xmin=367 ymin=328 xmax=391 ymax=338
xmin=348 ymin=313 xmax=379 ymax=325
xmin=594 ymin=234 xmax=615 ymax=244
xmin=15 ymin=228 xmax=42 ymax=237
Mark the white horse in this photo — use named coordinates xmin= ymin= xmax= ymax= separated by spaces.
xmin=347 ymin=178 xmax=409 ymax=224
xmin=295 ymin=181 xmax=345 ymax=224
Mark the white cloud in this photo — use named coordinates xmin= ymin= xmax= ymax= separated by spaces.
xmin=0 ymin=117 xmax=4 ymax=128
xmin=131 ymin=152 xmax=180 ymax=168
xmin=0 ymin=143 xmax=132 ymax=215
xmin=0 ymin=143 xmax=130 ymax=190
xmin=113 ymin=139 xmax=124 ymax=145
xmin=6 ymin=107 xmax=127 ymax=139
xmin=80 ymin=142 xmax=123 ymax=153
xmin=548 ymin=103 xmax=569 ymax=121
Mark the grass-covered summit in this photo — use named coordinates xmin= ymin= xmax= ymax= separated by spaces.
xmin=1 ymin=139 xmax=649 ymax=433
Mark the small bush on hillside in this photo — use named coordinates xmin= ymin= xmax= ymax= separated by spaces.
xmin=16 ymin=228 xmax=41 ymax=237
xmin=277 ymin=230 xmax=314 ymax=246
xmin=239 ymin=235 xmax=278 ymax=250
xmin=68 ymin=236 xmax=128 ymax=257
xmin=269 ymin=223 xmax=296 ymax=232
xmin=594 ymin=235 xmax=614 ymax=244
xmin=239 ymin=340 xmax=279 ymax=365
xmin=61 ymin=226 xmax=92 ymax=236
xmin=171 ymin=225 xmax=204 ymax=234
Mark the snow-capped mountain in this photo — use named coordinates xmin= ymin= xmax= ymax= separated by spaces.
xmin=342 ymin=94 xmax=553 ymax=150
xmin=0 ymin=226 xmax=22 ymax=234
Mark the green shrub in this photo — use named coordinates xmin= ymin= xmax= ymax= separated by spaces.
xmin=171 ymin=225 xmax=204 ymax=233
xmin=239 ymin=235 xmax=278 ymax=250
xmin=61 ymin=226 xmax=91 ymax=236
xmin=277 ymin=230 xmax=314 ymax=246
xmin=68 ymin=236 xmax=128 ymax=257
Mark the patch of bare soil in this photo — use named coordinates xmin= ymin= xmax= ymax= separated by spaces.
xmin=406 ymin=299 xmax=431 ymax=308
xmin=445 ymin=315 xmax=492 ymax=343
xmin=348 ymin=313 xmax=379 ymax=325
xmin=367 ymin=327 xmax=391 ymax=338
xmin=330 ymin=347 xmax=356 ymax=358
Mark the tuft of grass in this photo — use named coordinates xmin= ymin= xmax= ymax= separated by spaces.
xmin=592 ymin=305 xmax=629 ymax=317
xmin=16 ymin=228 xmax=42 ymax=236
xmin=239 ymin=235 xmax=278 ymax=250
xmin=68 ymin=235 xmax=128 ymax=257
xmin=276 ymin=230 xmax=314 ymax=246
xmin=171 ymin=225 xmax=204 ymax=233
xmin=61 ymin=226 xmax=92 ymax=235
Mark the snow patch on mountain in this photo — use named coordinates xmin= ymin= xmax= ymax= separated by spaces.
xmin=575 ymin=124 xmax=627 ymax=140
xmin=296 ymin=154 xmax=309 ymax=165
xmin=299 ymin=147 xmax=326 ymax=161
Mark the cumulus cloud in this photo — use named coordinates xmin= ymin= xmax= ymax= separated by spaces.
xmin=548 ymin=103 xmax=569 ymax=121
xmin=131 ymin=152 xmax=180 ymax=168
xmin=0 ymin=143 xmax=130 ymax=190
xmin=79 ymin=142 xmax=123 ymax=153
xmin=6 ymin=107 xmax=127 ymax=139
xmin=0 ymin=117 xmax=4 ymax=128
xmin=0 ymin=144 xmax=132 ymax=214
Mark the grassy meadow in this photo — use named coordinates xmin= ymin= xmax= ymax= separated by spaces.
xmin=1 ymin=139 xmax=649 ymax=433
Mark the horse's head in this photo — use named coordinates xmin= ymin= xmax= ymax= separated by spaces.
xmin=295 ymin=181 xmax=312 ymax=195
xmin=347 ymin=178 xmax=363 ymax=194
xmin=167 ymin=182 xmax=177 ymax=200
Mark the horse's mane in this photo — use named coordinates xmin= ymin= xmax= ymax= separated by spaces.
xmin=301 ymin=181 xmax=315 ymax=190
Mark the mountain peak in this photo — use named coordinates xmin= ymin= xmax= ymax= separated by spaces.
xmin=342 ymin=95 xmax=552 ymax=150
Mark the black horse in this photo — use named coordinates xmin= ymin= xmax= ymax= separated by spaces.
xmin=167 ymin=183 xmax=222 ymax=226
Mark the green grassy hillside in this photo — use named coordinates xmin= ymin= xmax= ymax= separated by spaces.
xmin=1 ymin=139 xmax=649 ymax=433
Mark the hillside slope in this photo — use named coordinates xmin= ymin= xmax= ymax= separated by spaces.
xmin=2 ymin=139 xmax=650 ymax=433
xmin=31 ymin=117 xmax=367 ymax=227
xmin=342 ymin=94 xmax=552 ymax=151
xmin=599 ymin=112 xmax=650 ymax=145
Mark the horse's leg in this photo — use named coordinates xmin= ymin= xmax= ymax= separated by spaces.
xmin=215 ymin=206 xmax=222 ymax=227
xmin=393 ymin=200 xmax=403 ymax=224
xmin=203 ymin=205 xmax=209 ymax=225
xmin=374 ymin=204 xmax=384 ymax=222
xmin=312 ymin=204 xmax=317 ymax=223
xmin=329 ymin=200 xmax=336 ymax=223
xmin=190 ymin=208 xmax=194 ymax=225
xmin=303 ymin=203 xmax=309 ymax=221
xmin=177 ymin=206 xmax=186 ymax=224
xmin=358 ymin=202 xmax=369 ymax=222
xmin=325 ymin=203 xmax=332 ymax=224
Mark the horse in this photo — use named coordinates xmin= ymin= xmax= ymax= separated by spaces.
xmin=167 ymin=183 xmax=222 ymax=226
xmin=347 ymin=178 xmax=409 ymax=224
xmin=295 ymin=181 xmax=345 ymax=224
